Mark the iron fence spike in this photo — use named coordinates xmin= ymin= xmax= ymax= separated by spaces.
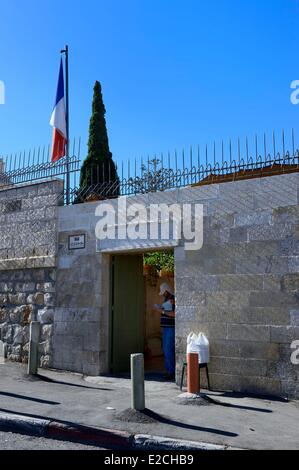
xmin=273 ymin=131 xmax=276 ymax=161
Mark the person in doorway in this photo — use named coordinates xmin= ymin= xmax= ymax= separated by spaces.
xmin=154 ymin=282 xmax=175 ymax=380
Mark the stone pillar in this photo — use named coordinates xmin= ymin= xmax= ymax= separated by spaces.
xmin=0 ymin=340 xmax=5 ymax=364
xmin=27 ymin=322 xmax=40 ymax=375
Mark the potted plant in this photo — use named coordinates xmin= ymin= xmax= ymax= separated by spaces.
xmin=143 ymin=251 xmax=174 ymax=279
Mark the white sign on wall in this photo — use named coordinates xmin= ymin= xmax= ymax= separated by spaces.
xmin=68 ymin=234 xmax=86 ymax=250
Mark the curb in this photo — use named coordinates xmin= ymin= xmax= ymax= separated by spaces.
xmin=0 ymin=411 xmax=240 ymax=451
xmin=132 ymin=434 xmax=238 ymax=451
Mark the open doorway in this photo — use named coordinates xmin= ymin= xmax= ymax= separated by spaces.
xmin=109 ymin=250 xmax=175 ymax=377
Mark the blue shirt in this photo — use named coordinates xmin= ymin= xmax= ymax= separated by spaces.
xmin=160 ymin=295 xmax=175 ymax=328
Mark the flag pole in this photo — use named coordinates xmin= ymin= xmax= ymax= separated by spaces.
xmin=61 ymin=44 xmax=70 ymax=205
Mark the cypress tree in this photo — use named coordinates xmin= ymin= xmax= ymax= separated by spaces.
xmin=78 ymin=81 xmax=119 ymax=200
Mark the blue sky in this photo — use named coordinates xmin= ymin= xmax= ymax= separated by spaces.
xmin=0 ymin=0 xmax=298 ymax=167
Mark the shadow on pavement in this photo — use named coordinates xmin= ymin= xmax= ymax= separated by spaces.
xmin=208 ymin=390 xmax=288 ymax=403
xmin=35 ymin=374 xmax=114 ymax=391
xmin=204 ymin=395 xmax=273 ymax=413
xmin=0 ymin=391 xmax=60 ymax=405
xmin=136 ymin=409 xmax=239 ymax=438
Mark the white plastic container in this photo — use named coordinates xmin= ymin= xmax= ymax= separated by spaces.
xmin=187 ymin=332 xmax=210 ymax=364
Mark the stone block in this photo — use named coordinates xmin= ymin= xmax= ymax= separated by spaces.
xmin=36 ymin=282 xmax=55 ymax=293
xmin=238 ymin=341 xmax=280 ymax=361
xmin=272 ymin=206 xmax=299 ymax=224
xmin=82 ymin=363 xmax=100 ymax=376
xmin=41 ymin=324 xmax=53 ymax=342
xmin=236 ymin=257 xmax=288 ymax=275
xmin=263 ymin=275 xmax=282 ymax=291
xmin=37 ymin=308 xmax=54 ymax=324
xmin=289 ymin=257 xmax=299 ymax=273
xmin=14 ymin=282 xmax=35 ymax=293
xmin=279 ymin=238 xmax=299 ymax=256
xmin=267 ymin=355 xmax=298 ymax=382
xmin=196 ymin=305 xmax=236 ymax=323
xmin=281 ymin=274 xmax=299 ymax=292
xmin=58 ymin=256 xmax=73 ymax=269
xmin=209 ymin=190 xmax=255 ymax=215
xmin=6 ymin=212 xmax=27 ymax=224
xmin=203 ymin=257 xmax=235 ymax=275
xmin=40 ymin=354 xmax=51 ymax=368
xmin=44 ymin=293 xmax=55 ymax=307
xmin=26 ymin=292 xmax=44 ymax=306
xmin=0 ymin=283 xmax=14 ymax=293
xmin=8 ymin=293 xmax=27 ymax=305
xmin=13 ymin=325 xmax=23 ymax=344
xmin=239 ymin=376 xmax=282 ymax=397
xmin=234 ymin=210 xmax=272 ymax=227
xmin=207 ymin=373 xmax=240 ymax=392
xmin=38 ymin=341 xmax=51 ymax=356
xmin=0 ymin=308 xmax=8 ymax=323
xmin=281 ymin=380 xmax=299 ymax=399
xmin=176 ymin=307 xmax=197 ymax=321
xmin=176 ymin=321 xmax=228 ymax=341
xmin=249 ymin=291 xmax=298 ymax=308
xmin=270 ymin=326 xmax=299 ymax=344
xmin=238 ymin=307 xmax=289 ymax=326
xmin=176 ymin=274 xmax=219 ymax=293
xmin=209 ymin=340 xmax=240 ymax=358
xmin=210 ymin=356 xmax=268 ymax=377
xmin=22 ymin=194 xmax=58 ymax=210
xmin=53 ymin=321 xmax=68 ymax=335
xmin=227 ymin=324 xmax=270 ymax=342
xmin=176 ymin=289 xmax=206 ymax=308
xmin=218 ymin=274 xmax=262 ymax=291
xmin=0 ymin=235 xmax=12 ymax=251
xmin=53 ymin=334 xmax=83 ymax=354
xmin=229 ymin=227 xmax=248 ymax=243
xmin=248 ymin=223 xmax=293 ymax=242
xmin=290 ymin=310 xmax=299 ymax=326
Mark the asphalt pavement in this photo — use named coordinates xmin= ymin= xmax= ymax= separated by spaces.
xmin=0 ymin=362 xmax=299 ymax=450
xmin=0 ymin=430 xmax=105 ymax=450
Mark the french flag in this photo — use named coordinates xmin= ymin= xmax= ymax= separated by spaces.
xmin=50 ymin=59 xmax=67 ymax=162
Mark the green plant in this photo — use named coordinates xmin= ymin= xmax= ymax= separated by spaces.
xmin=143 ymin=251 xmax=174 ymax=273
xmin=128 ymin=158 xmax=174 ymax=193
xmin=78 ymin=81 xmax=119 ymax=201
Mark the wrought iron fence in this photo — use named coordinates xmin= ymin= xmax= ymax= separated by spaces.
xmin=1 ymin=130 xmax=298 ymax=205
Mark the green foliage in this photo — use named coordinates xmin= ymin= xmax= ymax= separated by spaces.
xmin=128 ymin=158 xmax=173 ymax=193
xmin=78 ymin=81 xmax=119 ymax=200
xmin=143 ymin=251 xmax=174 ymax=272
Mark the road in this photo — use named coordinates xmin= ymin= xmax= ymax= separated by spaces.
xmin=0 ymin=430 xmax=105 ymax=450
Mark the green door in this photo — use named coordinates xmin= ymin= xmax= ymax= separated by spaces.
xmin=110 ymin=255 xmax=144 ymax=373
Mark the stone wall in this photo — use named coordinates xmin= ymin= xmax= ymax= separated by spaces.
xmin=1 ymin=172 xmax=298 ymax=399
xmin=0 ymin=180 xmax=62 ymax=366
xmin=175 ymin=173 xmax=299 ymax=398
xmin=0 ymin=267 xmax=55 ymax=365
xmin=55 ymin=172 xmax=299 ymax=398
xmin=54 ymin=202 xmax=106 ymax=375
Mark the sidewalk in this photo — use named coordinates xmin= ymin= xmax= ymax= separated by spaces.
xmin=0 ymin=362 xmax=298 ymax=450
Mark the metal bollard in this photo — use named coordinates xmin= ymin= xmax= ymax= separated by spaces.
xmin=131 ymin=353 xmax=145 ymax=411
xmin=187 ymin=352 xmax=199 ymax=394
xmin=27 ymin=321 xmax=40 ymax=375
